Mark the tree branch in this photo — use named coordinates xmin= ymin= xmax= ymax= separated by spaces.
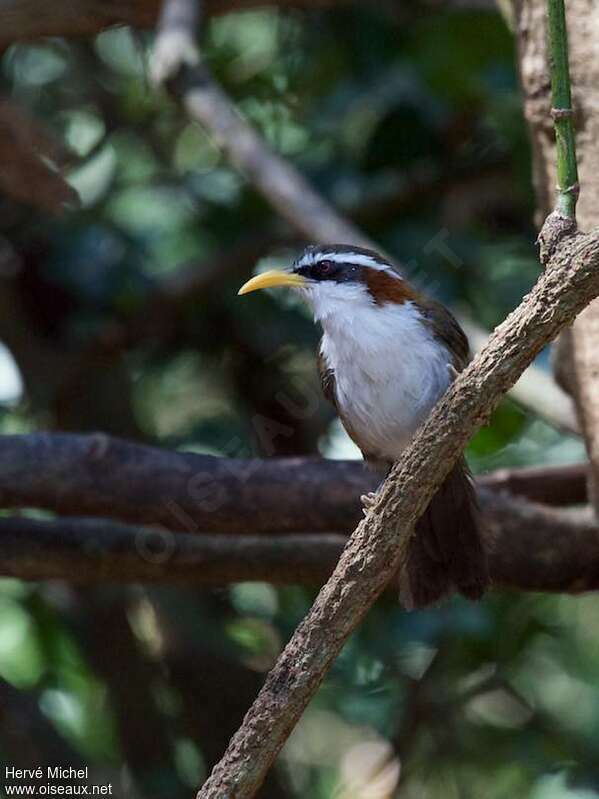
xmin=0 ymin=433 xmax=587 ymax=533
xmin=1 ymin=495 xmax=597 ymax=593
xmin=479 ymin=460 xmax=586 ymax=505
xmin=194 ymin=210 xmax=599 ymax=796
xmin=516 ymin=0 xmax=599 ymax=518
xmin=460 ymin=316 xmax=579 ymax=433
xmin=175 ymin=67 xmax=368 ymax=245
xmin=0 ymin=432 xmax=374 ymax=533
xmin=0 ymin=0 xmax=496 ymax=51
xmin=482 ymin=490 xmax=598 ymax=593
xmin=0 ymin=516 xmax=347 ymax=585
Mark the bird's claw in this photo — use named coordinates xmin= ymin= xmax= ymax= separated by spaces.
xmin=447 ymin=362 xmax=460 ymax=380
xmin=361 ymin=492 xmax=377 ymax=515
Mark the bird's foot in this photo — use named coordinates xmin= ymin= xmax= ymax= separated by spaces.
xmin=361 ymin=491 xmax=377 ymax=515
xmin=447 ymin=363 xmax=460 ymax=380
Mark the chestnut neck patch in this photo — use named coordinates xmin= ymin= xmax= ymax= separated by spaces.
xmin=363 ymin=267 xmax=418 ymax=306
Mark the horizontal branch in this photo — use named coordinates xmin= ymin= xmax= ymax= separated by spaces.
xmin=480 ymin=460 xmax=586 ymax=505
xmin=0 ymin=516 xmax=346 ymax=585
xmin=0 ymin=0 xmax=494 ymax=51
xmin=0 ymin=432 xmax=372 ymax=533
xmin=0 ymin=433 xmax=587 ymax=533
xmin=1 ymin=494 xmax=597 ymax=593
xmin=0 ymin=0 xmax=346 ymax=49
xmin=481 ymin=489 xmax=597 ymax=593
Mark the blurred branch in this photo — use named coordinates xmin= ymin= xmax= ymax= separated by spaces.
xmin=150 ymin=0 xmax=366 ymax=242
xmin=0 ymin=98 xmax=78 ymax=213
xmin=480 ymin=460 xmax=586 ymax=505
xmin=150 ymin=0 xmax=202 ymax=86
xmin=0 ymin=516 xmax=348 ymax=584
xmin=1 ymin=496 xmax=598 ymax=594
xmin=175 ymin=68 xmax=368 ymax=244
xmin=0 ymin=433 xmax=588 ymax=532
xmin=0 ymin=0 xmax=496 ymax=51
xmin=460 ymin=316 xmax=579 ymax=434
xmin=0 ymin=432 xmax=373 ymax=533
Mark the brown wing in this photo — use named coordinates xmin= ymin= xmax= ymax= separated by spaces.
xmin=420 ymin=299 xmax=470 ymax=372
xmin=317 ymin=347 xmax=337 ymax=407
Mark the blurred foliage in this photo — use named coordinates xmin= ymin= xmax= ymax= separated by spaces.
xmin=0 ymin=3 xmax=593 ymax=798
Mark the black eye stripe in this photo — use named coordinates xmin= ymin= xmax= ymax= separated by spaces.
xmin=309 ymin=259 xmax=338 ymax=280
xmin=294 ymin=257 xmax=366 ymax=281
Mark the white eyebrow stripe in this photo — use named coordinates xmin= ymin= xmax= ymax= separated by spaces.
xmin=296 ymin=250 xmax=395 ymax=272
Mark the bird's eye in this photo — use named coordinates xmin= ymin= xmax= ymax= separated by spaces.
xmin=317 ymin=260 xmax=334 ymax=277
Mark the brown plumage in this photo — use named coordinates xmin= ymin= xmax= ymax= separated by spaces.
xmin=363 ymin=267 xmax=419 ymax=306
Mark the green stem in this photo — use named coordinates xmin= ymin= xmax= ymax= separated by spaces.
xmin=547 ymin=0 xmax=579 ymax=218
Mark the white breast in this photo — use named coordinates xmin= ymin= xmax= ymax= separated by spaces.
xmin=312 ymin=284 xmax=453 ymax=462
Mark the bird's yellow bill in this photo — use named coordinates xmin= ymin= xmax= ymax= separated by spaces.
xmin=238 ymin=270 xmax=307 ymax=295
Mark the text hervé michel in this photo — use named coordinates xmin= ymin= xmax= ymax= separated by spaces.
xmin=5 ymin=768 xmax=89 ymax=781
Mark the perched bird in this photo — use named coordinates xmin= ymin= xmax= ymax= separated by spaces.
xmin=238 ymin=244 xmax=489 ymax=608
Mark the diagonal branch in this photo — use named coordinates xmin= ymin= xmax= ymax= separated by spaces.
xmin=175 ymin=67 xmax=368 ymax=245
xmin=196 ymin=215 xmax=599 ymax=796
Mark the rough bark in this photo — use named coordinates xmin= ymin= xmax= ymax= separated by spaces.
xmin=515 ymin=0 xmax=599 ymax=513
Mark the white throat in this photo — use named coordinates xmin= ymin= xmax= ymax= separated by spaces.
xmin=304 ymin=283 xmax=453 ymax=462
xmin=303 ymin=281 xmax=374 ymax=328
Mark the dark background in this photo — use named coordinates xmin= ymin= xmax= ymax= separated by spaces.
xmin=0 ymin=3 xmax=593 ymax=798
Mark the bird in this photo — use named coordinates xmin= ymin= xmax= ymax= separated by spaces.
xmin=238 ymin=244 xmax=489 ymax=609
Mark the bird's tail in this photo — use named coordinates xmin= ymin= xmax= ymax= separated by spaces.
xmin=398 ymin=459 xmax=489 ymax=609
